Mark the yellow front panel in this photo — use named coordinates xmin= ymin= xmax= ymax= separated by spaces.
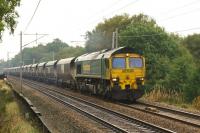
xmin=110 ymin=53 xmax=145 ymax=90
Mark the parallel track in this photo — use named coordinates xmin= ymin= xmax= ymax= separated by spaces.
xmin=10 ymin=77 xmax=175 ymax=133
xmin=138 ymin=101 xmax=200 ymax=119
xmin=118 ymin=101 xmax=200 ymax=128
xmin=24 ymin=77 xmax=200 ymax=129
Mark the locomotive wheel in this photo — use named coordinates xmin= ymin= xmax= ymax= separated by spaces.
xmin=104 ymin=86 xmax=112 ymax=99
xmin=95 ymin=83 xmax=101 ymax=95
xmin=128 ymin=93 xmax=136 ymax=103
xmin=92 ymin=85 xmax=97 ymax=95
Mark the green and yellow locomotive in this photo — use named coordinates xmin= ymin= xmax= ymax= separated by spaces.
xmin=75 ymin=47 xmax=145 ymax=101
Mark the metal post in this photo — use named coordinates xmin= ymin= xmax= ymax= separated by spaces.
xmin=20 ymin=31 xmax=23 ymax=94
xmin=112 ymin=32 xmax=115 ymax=49
xmin=36 ymin=33 xmax=38 ymax=45
xmin=8 ymin=54 xmax=10 ymax=69
xmin=7 ymin=52 xmax=9 ymax=75
xmin=115 ymin=28 xmax=118 ymax=48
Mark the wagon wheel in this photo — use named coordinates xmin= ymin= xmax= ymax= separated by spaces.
xmin=76 ymin=82 xmax=82 ymax=92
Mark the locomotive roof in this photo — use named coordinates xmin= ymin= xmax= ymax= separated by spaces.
xmin=75 ymin=47 xmax=137 ymax=62
xmin=57 ymin=57 xmax=75 ymax=65
xmin=45 ymin=60 xmax=58 ymax=67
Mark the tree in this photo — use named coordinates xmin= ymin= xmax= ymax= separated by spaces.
xmin=185 ymin=67 xmax=200 ymax=102
xmin=56 ymin=46 xmax=85 ymax=59
xmin=3 ymin=38 xmax=84 ymax=66
xmin=85 ymin=14 xmax=132 ymax=52
xmin=165 ymin=46 xmax=195 ymax=92
xmin=0 ymin=0 xmax=20 ymax=38
xmin=119 ymin=14 xmax=183 ymax=90
xmin=182 ymin=34 xmax=200 ymax=101
xmin=183 ymin=34 xmax=200 ymax=62
xmin=46 ymin=38 xmax=69 ymax=52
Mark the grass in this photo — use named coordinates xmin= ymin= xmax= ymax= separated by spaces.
xmin=143 ymin=85 xmax=200 ymax=111
xmin=192 ymin=96 xmax=200 ymax=110
xmin=0 ymin=80 xmax=40 ymax=133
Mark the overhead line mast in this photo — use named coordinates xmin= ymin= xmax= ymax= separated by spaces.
xmin=19 ymin=0 xmax=47 ymax=94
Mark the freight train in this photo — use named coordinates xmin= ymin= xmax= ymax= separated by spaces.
xmin=5 ymin=47 xmax=145 ymax=101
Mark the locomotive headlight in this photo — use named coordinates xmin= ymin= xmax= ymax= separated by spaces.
xmin=112 ymin=78 xmax=117 ymax=82
xmin=140 ymin=77 xmax=144 ymax=81
xmin=112 ymin=77 xmax=120 ymax=82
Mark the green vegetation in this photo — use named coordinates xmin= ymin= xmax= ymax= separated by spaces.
xmin=0 ymin=0 xmax=20 ymax=39
xmin=192 ymin=96 xmax=200 ymax=110
xmin=0 ymin=80 xmax=40 ymax=133
xmin=85 ymin=14 xmax=131 ymax=52
xmin=144 ymin=87 xmax=200 ymax=111
xmin=0 ymin=38 xmax=85 ymax=66
xmin=183 ymin=34 xmax=200 ymax=63
xmin=85 ymin=13 xmax=200 ymax=105
xmin=0 ymin=13 xmax=199 ymax=107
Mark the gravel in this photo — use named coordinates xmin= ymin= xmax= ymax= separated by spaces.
xmin=47 ymin=85 xmax=200 ymax=133
xmin=9 ymin=77 xmax=200 ymax=133
xmin=9 ymin=78 xmax=109 ymax=133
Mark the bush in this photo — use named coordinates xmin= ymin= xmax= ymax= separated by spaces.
xmin=184 ymin=67 xmax=200 ymax=102
xmin=165 ymin=45 xmax=195 ymax=93
xmin=192 ymin=96 xmax=200 ymax=110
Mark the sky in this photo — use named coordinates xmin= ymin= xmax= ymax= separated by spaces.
xmin=1 ymin=0 xmax=200 ymax=60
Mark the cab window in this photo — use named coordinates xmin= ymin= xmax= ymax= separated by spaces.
xmin=129 ymin=58 xmax=143 ymax=68
xmin=77 ymin=64 xmax=81 ymax=74
xmin=112 ymin=58 xmax=125 ymax=69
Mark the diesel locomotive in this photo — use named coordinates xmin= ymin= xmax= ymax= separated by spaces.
xmin=6 ymin=47 xmax=145 ymax=101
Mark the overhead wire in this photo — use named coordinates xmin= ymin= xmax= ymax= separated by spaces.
xmin=106 ymin=0 xmax=139 ymax=16
xmin=83 ymin=0 xmax=200 ymax=31
xmin=158 ymin=0 xmax=200 ymax=16
xmin=22 ymin=0 xmax=49 ymax=49
xmin=23 ymin=34 xmax=48 ymax=48
xmin=82 ymin=0 xmax=139 ymax=30
xmin=118 ymin=27 xmax=200 ymax=38
xmin=87 ymin=0 xmax=123 ymax=20
xmin=81 ymin=0 xmax=200 ymax=38
xmin=21 ymin=0 xmax=200 ymax=45
xmin=159 ymin=7 xmax=200 ymax=22
xmin=24 ymin=0 xmax=42 ymax=33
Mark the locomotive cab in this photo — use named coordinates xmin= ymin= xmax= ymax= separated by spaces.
xmin=110 ymin=53 xmax=145 ymax=100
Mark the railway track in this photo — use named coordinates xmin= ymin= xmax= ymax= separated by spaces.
xmin=23 ymin=77 xmax=200 ymax=129
xmin=9 ymin=77 xmax=175 ymax=133
xmin=138 ymin=101 xmax=200 ymax=120
xmin=118 ymin=101 xmax=200 ymax=128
